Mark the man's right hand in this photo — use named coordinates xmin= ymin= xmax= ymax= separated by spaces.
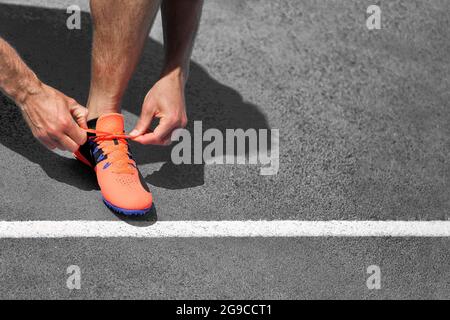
xmin=0 ymin=37 xmax=87 ymax=152
xmin=18 ymin=83 xmax=88 ymax=152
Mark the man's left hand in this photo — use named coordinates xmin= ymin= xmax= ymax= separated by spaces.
xmin=130 ymin=70 xmax=188 ymax=145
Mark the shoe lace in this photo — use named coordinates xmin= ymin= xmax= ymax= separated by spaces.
xmin=84 ymin=129 xmax=136 ymax=174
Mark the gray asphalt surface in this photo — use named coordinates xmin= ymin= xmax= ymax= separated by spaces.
xmin=1 ymin=238 xmax=449 ymax=299
xmin=0 ymin=0 xmax=449 ymax=299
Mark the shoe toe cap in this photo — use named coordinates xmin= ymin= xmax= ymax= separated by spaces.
xmin=98 ymin=173 xmax=153 ymax=211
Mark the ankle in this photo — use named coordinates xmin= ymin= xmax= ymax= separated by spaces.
xmin=87 ymin=96 xmax=121 ymax=121
xmin=87 ymin=108 xmax=121 ymax=121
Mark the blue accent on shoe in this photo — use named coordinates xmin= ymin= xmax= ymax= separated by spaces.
xmin=98 ymin=154 xmax=106 ymax=162
xmin=102 ymin=198 xmax=152 ymax=216
xmin=103 ymin=162 xmax=111 ymax=170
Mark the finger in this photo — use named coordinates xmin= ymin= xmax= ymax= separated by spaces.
xmin=64 ymin=117 xmax=87 ymax=146
xmin=129 ymin=107 xmax=155 ymax=137
xmin=159 ymin=131 xmax=174 ymax=146
xmin=37 ymin=134 xmax=57 ymax=150
xmin=57 ymin=135 xmax=79 ymax=153
xmin=48 ymin=135 xmax=67 ymax=151
xmin=160 ymin=136 xmax=172 ymax=146
xmin=140 ymin=135 xmax=172 ymax=146
xmin=133 ymin=117 xmax=175 ymax=145
xmin=51 ymin=140 xmax=66 ymax=151
xmin=69 ymin=103 xmax=89 ymax=129
xmin=22 ymin=112 xmax=57 ymax=151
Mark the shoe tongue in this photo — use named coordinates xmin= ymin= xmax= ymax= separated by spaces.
xmin=96 ymin=113 xmax=124 ymax=134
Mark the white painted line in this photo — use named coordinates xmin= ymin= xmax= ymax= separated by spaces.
xmin=0 ymin=221 xmax=448 ymax=238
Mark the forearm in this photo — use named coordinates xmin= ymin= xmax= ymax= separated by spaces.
xmin=0 ymin=37 xmax=41 ymax=104
xmin=160 ymin=0 xmax=203 ymax=81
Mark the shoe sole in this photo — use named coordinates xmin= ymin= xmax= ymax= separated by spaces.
xmin=103 ymin=198 xmax=153 ymax=216
xmin=75 ymin=152 xmax=153 ymax=216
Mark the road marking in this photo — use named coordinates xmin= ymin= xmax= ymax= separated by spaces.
xmin=0 ymin=221 xmax=448 ymax=238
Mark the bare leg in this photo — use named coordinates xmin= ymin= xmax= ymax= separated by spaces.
xmin=130 ymin=0 xmax=204 ymax=145
xmin=87 ymin=0 xmax=161 ymax=120
xmin=161 ymin=0 xmax=203 ymax=79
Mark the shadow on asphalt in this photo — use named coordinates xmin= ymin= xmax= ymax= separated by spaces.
xmin=0 ymin=3 xmax=269 ymax=191
xmin=111 ymin=204 xmax=158 ymax=227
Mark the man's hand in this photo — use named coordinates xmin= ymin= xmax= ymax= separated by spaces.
xmin=18 ymin=83 xmax=88 ymax=152
xmin=128 ymin=0 xmax=203 ymax=145
xmin=130 ymin=71 xmax=188 ymax=145
xmin=0 ymin=37 xmax=87 ymax=152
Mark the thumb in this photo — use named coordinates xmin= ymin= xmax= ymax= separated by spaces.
xmin=70 ymin=104 xmax=88 ymax=129
xmin=130 ymin=108 xmax=154 ymax=137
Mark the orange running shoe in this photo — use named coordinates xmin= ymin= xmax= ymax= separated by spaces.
xmin=74 ymin=113 xmax=153 ymax=215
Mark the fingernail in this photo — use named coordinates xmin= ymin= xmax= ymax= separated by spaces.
xmin=129 ymin=130 xmax=139 ymax=137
